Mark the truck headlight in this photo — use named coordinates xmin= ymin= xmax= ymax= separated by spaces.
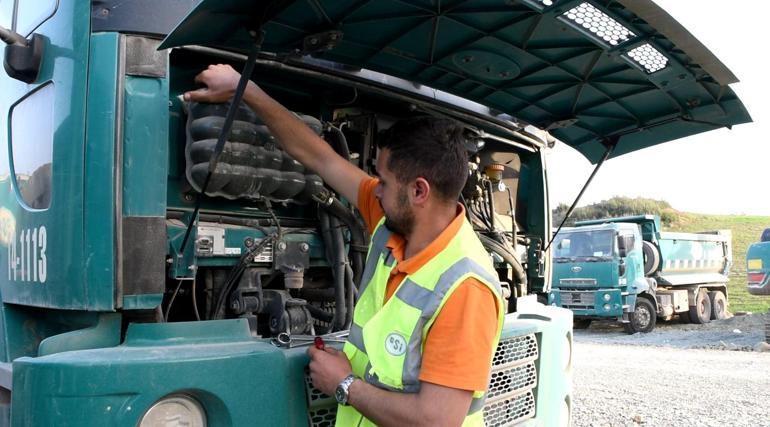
xmin=140 ymin=395 xmax=206 ymax=427
xmin=603 ymin=304 xmax=611 ymax=311
xmin=603 ymin=293 xmax=611 ymax=302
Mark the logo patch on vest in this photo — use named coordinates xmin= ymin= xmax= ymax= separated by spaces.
xmin=385 ymin=333 xmax=407 ymax=356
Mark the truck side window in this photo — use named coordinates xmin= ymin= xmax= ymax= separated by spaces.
xmin=15 ymin=0 xmax=57 ymax=36
xmin=0 ymin=0 xmax=12 ymax=28
xmin=10 ymin=82 xmax=54 ymax=210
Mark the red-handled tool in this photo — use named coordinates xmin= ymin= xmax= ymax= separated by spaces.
xmin=314 ymin=336 xmax=326 ymax=350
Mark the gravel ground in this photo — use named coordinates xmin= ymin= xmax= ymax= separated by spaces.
xmin=572 ymin=312 xmax=770 ymax=427
xmin=574 ymin=312 xmax=769 ymax=351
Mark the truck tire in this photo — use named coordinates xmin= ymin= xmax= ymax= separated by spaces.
xmin=573 ymin=319 xmax=592 ymax=329
xmin=688 ymin=289 xmax=712 ymax=324
xmin=678 ymin=311 xmax=690 ymax=323
xmin=642 ymin=241 xmax=660 ymax=276
xmin=708 ymin=291 xmax=727 ymax=320
xmin=623 ymin=298 xmax=656 ymax=334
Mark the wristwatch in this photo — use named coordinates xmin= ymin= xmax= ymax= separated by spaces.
xmin=335 ymin=374 xmax=357 ymax=406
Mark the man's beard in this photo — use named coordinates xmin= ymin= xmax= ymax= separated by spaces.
xmin=383 ymin=188 xmax=414 ymax=236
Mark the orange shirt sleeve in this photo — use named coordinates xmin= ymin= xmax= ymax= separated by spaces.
xmin=357 ymin=177 xmax=384 ymax=234
xmin=419 ymin=278 xmax=500 ymax=391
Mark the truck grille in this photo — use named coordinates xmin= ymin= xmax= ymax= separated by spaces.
xmin=559 ymin=290 xmax=595 ymax=310
xmin=483 ymin=391 xmax=536 ymax=426
xmin=305 ymin=370 xmax=337 ymax=427
xmin=304 ymin=333 xmax=541 ymax=427
xmin=308 ymin=406 xmax=337 ymax=427
xmin=558 ymin=278 xmax=597 ymax=287
xmin=483 ymin=333 xmax=540 ymax=426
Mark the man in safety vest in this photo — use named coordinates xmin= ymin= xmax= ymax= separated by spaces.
xmin=186 ymin=64 xmax=505 ymax=426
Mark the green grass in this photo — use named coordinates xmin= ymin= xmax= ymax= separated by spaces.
xmin=665 ymin=213 xmax=770 ymax=313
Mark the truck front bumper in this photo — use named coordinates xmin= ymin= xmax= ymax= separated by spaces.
xmin=9 ymin=319 xmax=312 ymax=427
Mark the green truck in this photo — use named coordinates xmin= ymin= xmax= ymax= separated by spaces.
xmin=747 ymin=228 xmax=770 ymax=342
xmin=0 ymin=0 xmax=750 ymax=425
xmin=550 ymin=215 xmax=733 ymax=333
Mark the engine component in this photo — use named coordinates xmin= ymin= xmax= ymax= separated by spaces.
xmin=184 ymin=101 xmax=324 ymax=201
xmin=462 ymin=157 xmax=484 ymax=200
xmin=263 ymin=290 xmax=314 ymax=335
xmin=274 ymin=240 xmax=311 ymax=289
xmin=229 ymin=268 xmax=265 ymax=315
xmin=485 ymin=163 xmax=505 ymax=184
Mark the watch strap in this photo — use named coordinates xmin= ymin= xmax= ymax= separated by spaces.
xmin=336 ymin=374 xmax=357 ymax=405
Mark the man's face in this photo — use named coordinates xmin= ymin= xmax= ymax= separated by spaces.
xmin=374 ymin=149 xmax=415 ymax=236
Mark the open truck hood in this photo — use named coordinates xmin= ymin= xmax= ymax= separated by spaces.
xmin=160 ymin=0 xmax=750 ymax=163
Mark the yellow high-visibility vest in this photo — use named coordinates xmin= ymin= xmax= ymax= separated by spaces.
xmin=337 ymin=217 xmax=505 ymax=426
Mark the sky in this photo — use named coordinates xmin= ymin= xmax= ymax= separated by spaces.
xmin=546 ymin=0 xmax=769 ymax=216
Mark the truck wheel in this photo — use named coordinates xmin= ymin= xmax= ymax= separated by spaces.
xmin=688 ymin=290 xmax=712 ymax=324
xmin=642 ymin=241 xmax=660 ymax=276
xmin=623 ymin=298 xmax=656 ymax=334
xmin=708 ymin=291 xmax=727 ymax=320
xmin=573 ymin=319 xmax=592 ymax=329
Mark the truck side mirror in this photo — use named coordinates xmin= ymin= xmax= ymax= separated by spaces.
xmin=1 ymin=26 xmax=45 ymax=83
xmin=617 ymin=235 xmax=628 ymax=257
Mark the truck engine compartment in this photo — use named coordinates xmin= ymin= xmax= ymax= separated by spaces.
xmin=159 ymin=47 xmax=549 ymax=339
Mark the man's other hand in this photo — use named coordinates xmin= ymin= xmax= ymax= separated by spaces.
xmin=307 ymin=345 xmax=353 ymax=396
xmin=184 ymin=64 xmax=245 ymax=103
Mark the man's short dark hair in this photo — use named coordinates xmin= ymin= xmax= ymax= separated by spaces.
xmin=377 ymin=117 xmax=468 ymax=203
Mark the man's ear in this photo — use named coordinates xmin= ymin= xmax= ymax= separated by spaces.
xmin=411 ymin=177 xmax=431 ymax=205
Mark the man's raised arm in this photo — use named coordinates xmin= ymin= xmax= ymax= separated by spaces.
xmin=183 ymin=64 xmax=369 ymax=207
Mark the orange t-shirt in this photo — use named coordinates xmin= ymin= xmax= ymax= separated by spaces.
xmin=357 ymin=177 xmax=499 ymax=391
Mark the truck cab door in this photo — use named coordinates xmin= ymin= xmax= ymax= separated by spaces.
xmin=0 ymin=1 xmax=99 ymax=309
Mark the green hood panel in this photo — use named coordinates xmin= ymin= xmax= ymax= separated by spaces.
xmin=161 ymin=0 xmax=751 ymax=163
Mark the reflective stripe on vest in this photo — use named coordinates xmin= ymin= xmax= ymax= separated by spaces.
xmin=339 ymin=217 xmax=505 ymax=426
xmin=356 ymin=223 xmax=393 ymax=300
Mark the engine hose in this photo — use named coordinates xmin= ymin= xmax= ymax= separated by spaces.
xmin=325 ymin=125 xmax=351 ymax=160
xmin=485 ymin=180 xmax=496 ymax=231
xmin=317 ymin=194 xmax=367 ymax=287
xmin=330 ymin=215 xmax=348 ymax=331
xmin=322 ymin=124 xmax=367 ymax=290
xmin=305 ymin=303 xmax=334 ymax=323
xmin=319 ymin=211 xmax=346 ymax=331
xmin=319 ymin=210 xmax=334 ymax=262
xmin=473 ymin=200 xmax=493 ymax=230
xmin=478 ymin=233 xmax=527 ymax=287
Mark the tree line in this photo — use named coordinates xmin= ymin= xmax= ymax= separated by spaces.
xmin=552 ymin=196 xmax=678 ymax=227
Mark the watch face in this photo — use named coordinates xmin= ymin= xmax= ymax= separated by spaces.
xmin=335 ymin=386 xmax=346 ymax=403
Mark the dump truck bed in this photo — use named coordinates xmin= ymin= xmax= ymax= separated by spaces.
xmin=656 ymin=230 xmax=731 ymax=286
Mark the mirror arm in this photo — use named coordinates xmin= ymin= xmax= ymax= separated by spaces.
xmin=0 ymin=25 xmax=27 ymax=46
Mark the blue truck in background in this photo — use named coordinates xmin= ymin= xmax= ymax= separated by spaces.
xmin=747 ymin=228 xmax=770 ymax=296
xmin=746 ymin=228 xmax=770 ymax=343
xmin=550 ymin=215 xmax=732 ymax=333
